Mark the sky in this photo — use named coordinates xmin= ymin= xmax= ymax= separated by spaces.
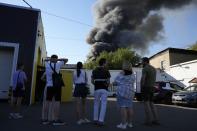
xmin=0 ymin=0 xmax=197 ymax=64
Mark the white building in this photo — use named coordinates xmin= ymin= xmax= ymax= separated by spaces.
xmin=166 ymin=59 xmax=197 ymax=87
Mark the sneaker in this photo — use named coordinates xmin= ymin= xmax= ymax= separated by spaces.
xmin=143 ymin=122 xmax=153 ymax=126
xmin=77 ymin=119 xmax=85 ymax=125
xmin=52 ymin=120 xmax=66 ymax=126
xmin=14 ymin=113 xmax=23 ymax=119
xmin=83 ymin=118 xmax=90 ymax=123
xmin=92 ymin=120 xmax=98 ymax=125
xmin=117 ymin=123 xmax=127 ymax=129
xmin=41 ymin=120 xmax=50 ymax=125
xmin=97 ymin=121 xmax=105 ymax=127
xmin=127 ymin=123 xmax=133 ymax=128
xmin=9 ymin=113 xmax=16 ymax=119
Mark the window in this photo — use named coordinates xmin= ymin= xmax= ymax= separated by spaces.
xmin=170 ymin=83 xmax=183 ymax=91
xmin=161 ymin=60 xmax=166 ymax=70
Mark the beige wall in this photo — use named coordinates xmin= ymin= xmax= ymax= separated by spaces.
xmin=150 ymin=51 xmax=170 ymax=70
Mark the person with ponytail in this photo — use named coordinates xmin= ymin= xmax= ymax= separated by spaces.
xmin=73 ymin=62 xmax=90 ymax=125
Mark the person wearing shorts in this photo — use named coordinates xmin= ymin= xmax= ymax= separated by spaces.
xmin=43 ymin=54 xmax=68 ymax=125
xmin=10 ymin=63 xmax=27 ymax=119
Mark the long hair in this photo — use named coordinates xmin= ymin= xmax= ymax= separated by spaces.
xmin=76 ymin=62 xmax=83 ymax=77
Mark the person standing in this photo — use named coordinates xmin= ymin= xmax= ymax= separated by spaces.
xmin=73 ymin=62 xmax=90 ymax=125
xmin=42 ymin=54 xmax=68 ymax=125
xmin=91 ymin=58 xmax=111 ymax=126
xmin=114 ymin=61 xmax=135 ymax=129
xmin=9 ymin=63 xmax=27 ymax=119
xmin=140 ymin=57 xmax=160 ymax=126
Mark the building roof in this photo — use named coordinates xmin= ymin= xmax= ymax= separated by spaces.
xmin=0 ymin=2 xmax=40 ymax=12
xmin=149 ymin=47 xmax=197 ymax=59
xmin=189 ymin=77 xmax=197 ymax=83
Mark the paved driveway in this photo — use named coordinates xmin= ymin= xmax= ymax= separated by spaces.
xmin=0 ymin=98 xmax=197 ymax=131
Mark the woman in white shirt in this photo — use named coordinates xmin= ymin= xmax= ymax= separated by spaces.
xmin=73 ymin=62 xmax=90 ymax=125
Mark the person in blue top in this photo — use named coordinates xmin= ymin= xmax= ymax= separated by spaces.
xmin=113 ymin=61 xmax=135 ymax=129
xmin=10 ymin=63 xmax=27 ymax=119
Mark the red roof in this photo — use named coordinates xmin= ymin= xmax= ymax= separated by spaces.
xmin=189 ymin=77 xmax=197 ymax=83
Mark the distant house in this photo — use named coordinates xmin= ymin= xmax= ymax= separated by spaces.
xmin=0 ymin=3 xmax=46 ymax=104
xmin=149 ymin=48 xmax=197 ymax=71
xmin=166 ymin=59 xmax=197 ymax=87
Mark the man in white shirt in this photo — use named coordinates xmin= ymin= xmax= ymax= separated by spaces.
xmin=42 ymin=54 xmax=68 ymax=125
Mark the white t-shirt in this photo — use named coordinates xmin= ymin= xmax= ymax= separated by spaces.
xmin=73 ymin=69 xmax=87 ymax=84
xmin=45 ymin=61 xmax=64 ymax=87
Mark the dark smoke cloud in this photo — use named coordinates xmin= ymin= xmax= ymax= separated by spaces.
xmin=87 ymin=0 xmax=195 ymax=59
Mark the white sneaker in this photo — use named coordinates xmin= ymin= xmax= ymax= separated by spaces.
xmin=127 ymin=123 xmax=133 ymax=128
xmin=83 ymin=118 xmax=90 ymax=123
xmin=9 ymin=113 xmax=23 ymax=119
xmin=77 ymin=119 xmax=85 ymax=125
xmin=117 ymin=123 xmax=127 ymax=129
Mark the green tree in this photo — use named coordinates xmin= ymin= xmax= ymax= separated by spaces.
xmin=84 ymin=48 xmax=141 ymax=69
xmin=188 ymin=42 xmax=197 ymax=51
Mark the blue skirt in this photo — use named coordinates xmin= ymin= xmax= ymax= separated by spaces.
xmin=117 ymin=96 xmax=133 ymax=108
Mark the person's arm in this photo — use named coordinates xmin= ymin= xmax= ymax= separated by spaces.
xmin=44 ymin=57 xmax=50 ymax=62
xmin=41 ymin=72 xmax=46 ymax=81
xmin=58 ymin=58 xmax=68 ymax=64
xmin=107 ymin=70 xmax=111 ymax=86
xmin=85 ymin=71 xmax=88 ymax=84
xmin=23 ymin=72 xmax=27 ymax=82
xmin=91 ymin=70 xmax=95 ymax=85
xmin=140 ymin=69 xmax=146 ymax=91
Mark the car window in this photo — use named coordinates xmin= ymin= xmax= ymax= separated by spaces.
xmin=170 ymin=83 xmax=183 ymax=91
xmin=184 ymin=85 xmax=197 ymax=91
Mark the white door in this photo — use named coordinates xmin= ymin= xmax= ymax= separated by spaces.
xmin=0 ymin=47 xmax=14 ymax=99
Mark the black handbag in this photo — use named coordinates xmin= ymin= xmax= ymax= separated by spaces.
xmin=50 ymin=62 xmax=65 ymax=88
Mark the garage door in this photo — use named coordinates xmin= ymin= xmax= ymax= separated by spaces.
xmin=0 ymin=47 xmax=14 ymax=99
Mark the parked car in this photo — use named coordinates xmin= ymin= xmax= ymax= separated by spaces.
xmin=153 ymin=81 xmax=184 ymax=103
xmin=172 ymin=84 xmax=197 ymax=106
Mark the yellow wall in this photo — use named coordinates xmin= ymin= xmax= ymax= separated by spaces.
xmin=60 ymin=69 xmax=73 ymax=102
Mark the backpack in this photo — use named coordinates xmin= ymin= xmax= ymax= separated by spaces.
xmin=50 ymin=62 xmax=65 ymax=88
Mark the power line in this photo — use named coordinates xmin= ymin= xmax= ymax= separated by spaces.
xmin=22 ymin=0 xmax=32 ymax=8
xmin=42 ymin=10 xmax=93 ymax=28
xmin=45 ymin=36 xmax=84 ymax=41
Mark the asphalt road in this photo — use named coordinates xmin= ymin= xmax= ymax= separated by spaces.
xmin=0 ymin=98 xmax=197 ymax=131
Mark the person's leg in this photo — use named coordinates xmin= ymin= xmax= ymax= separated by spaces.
xmin=42 ymin=86 xmax=48 ymax=121
xmin=42 ymin=101 xmax=49 ymax=120
xmin=127 ymin=107 xmax=134 ymax=128
xmin=45 ymin=87 xmax=53 ymax=122
xmin=98 ymin=90 xmax=108 ymax=123
xmin=143 ymin=101 xmax=152 ymax=124
xmin=9 ymin=91 xmax=17 ymax=118
xmin=120 ymin=107 xmax=127 ymax=124
xmin=81 ymin=97 xmax=86 ymax=119
xmin=127 ymin=107 xmax=133 ymax=124
xmin=117 ymin=107 xmax=127 ymax=129
xmin=75 ymin=97 xmax=81 ymax=120
xmin=150 ymin=102 xmax=159 ymax=123
xmin=93 ymin=90 xmax=100 ymax=122
xmin=16 ymin=97 xmax=22 ymax=113
xmin=53 ymin=101 xmax=60 ymax=121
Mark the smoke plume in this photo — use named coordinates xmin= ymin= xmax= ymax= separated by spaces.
xmin=87 ymin=0 xmax=195 ymax=59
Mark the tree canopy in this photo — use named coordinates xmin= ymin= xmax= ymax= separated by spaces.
xmin=84 ymin=48 xmax=141 ymax=69
xmin=188 ymin=42 xmax=197 ymax=51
